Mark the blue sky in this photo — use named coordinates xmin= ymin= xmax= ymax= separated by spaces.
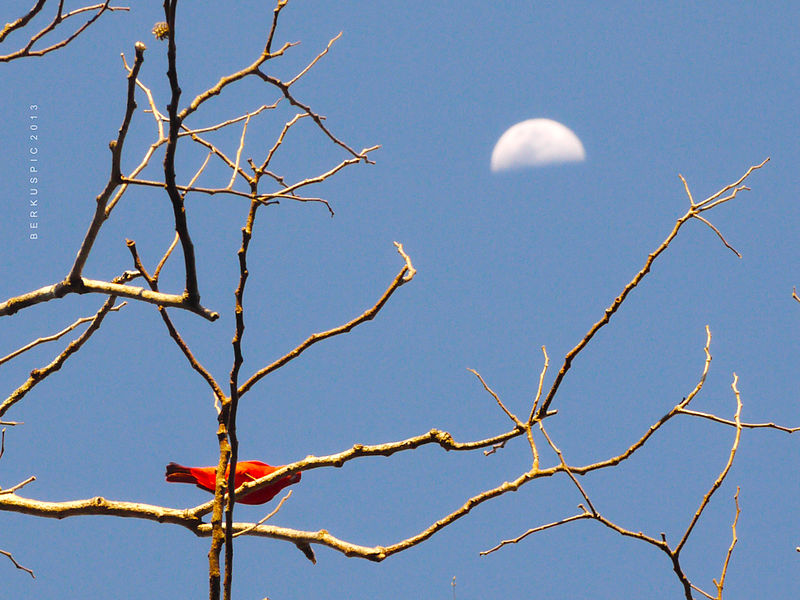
xmin=1 ymin=1 xmax=798 ymax=598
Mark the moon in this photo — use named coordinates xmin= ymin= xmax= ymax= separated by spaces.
xmin=490 ymin=118 xmax=585 ymax=171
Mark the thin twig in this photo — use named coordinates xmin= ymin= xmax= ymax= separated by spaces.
xmin=0 ymin=303 xmax=126 ymax=366
xmin=238 ymin=242 xmax=415 ymax=397
xmin=692 ymin=214 xmax=742 ymax=258
xmin=0 ymin=476 xmax=37 ymax=495
xmin=286 ymin=31 xmax=342 ymax=86
xmin=153 ymin=233 xmax=180 ymax=281
xmin=124 ymin=240 xmax=226 ymax=411
xmin=480 ymin=513 xmax=591 ymax=555
xmin=232 ymin=491 xmax=292 ymax=538
xmin=0 ymin=291 xmax=130 ymax=418
xmin=538 ymin=423 xmax=596 ymax=514
xmin=0 ymin=2 xmax=129 ymax=62
xmin=695 ymin=159 xmax=769 ymax=210
xmin=675 ymin=374 xmax=743 ymax=554
xmin=530 ymin=346 xmax=549 ymax=419
xmin=680 ymin=408 xmax=799 ymax=433
xmin=467 ymin=369 xmax=521 ymax=426
xmin=533 ymin=161 xmax=767 ymax=421
xmin=0 ymin=548 xmax=35 ymax=578
xmin=712 ymin=487 xmax=741 ymax=599
xmin=259 ymin=113 xmax=308 ymax=172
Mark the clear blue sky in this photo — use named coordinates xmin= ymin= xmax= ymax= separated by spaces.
xmin=1 ymin=2 xmax=798 ymax=598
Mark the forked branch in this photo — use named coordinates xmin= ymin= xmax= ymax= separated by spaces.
xmin=0 ymin=1 xmax=129 ymax=62
xmin=533 ymin=159 xmax=768 ymax=421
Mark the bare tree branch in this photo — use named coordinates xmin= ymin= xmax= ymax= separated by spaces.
xmin=125 ymin=240 xmax=226 ymax=404
xmin=0 ymin=302 xmax=126 ymax=366
xmin=675 ymin=374 xmax=743 ymax=554
xmin=0 ymin=1 xmax=129 ymax=62
xmin=0 ymin=276 xmax=218 ymax=321
xmin=680 ymin=408 xmax=799 ymax=433
xmin=1 ymin=288 xmax=129 ymax=419
xmin=533 ymin=160 xmax=768 ymax=421
xmin=0 ymin=0 xmax=47 ymax=43
xmin=0 ymin=548 xmax=34 ymax=578
xmin=238 ymin=242 xmax=416 ymax=397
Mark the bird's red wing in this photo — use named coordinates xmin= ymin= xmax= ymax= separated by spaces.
xmin=236 ymin=470 xmax=301 ymax=505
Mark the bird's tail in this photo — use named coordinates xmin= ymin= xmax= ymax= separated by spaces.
xmin=165 ymin=462 xmax=197 ymax=484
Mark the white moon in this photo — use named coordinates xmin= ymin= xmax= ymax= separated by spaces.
xmin=490 ymin=118 xmax=585 ymax=171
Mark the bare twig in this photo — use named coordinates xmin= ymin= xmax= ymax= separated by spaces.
xmin=0 ymin=291 xmax=128 ymax=419
xmin=0 ymin=303 xmax=126 ymax=366
xmin=0 ymin=548 xmax=35 ymax=578
xmin=711 ymin=487 xmax=741 ymax=599
xmin=692 ymin=213 xmax=741 ymax=258
xmin=468 ymin=369 xmax=521 ymax=426
xmin=258 ymin=112 xmax=308 ymax=172
xmin=533 ymin=160 xmax=767 ymax=421
xmin=226 ymin=113 xmax=251 ymax=189
xmin=480 ymin=512 xmax=591 ymax=555
xmin=153 ymin=233 xmax=180 ymax=281
xmin=255 ymin=34 xmax=371 ymax=161
xmin=694 ymin=159 xmax=769 ymax=211
xmin=530 ymin=346 xmax=550 ymax=420
xmin=238 ymin=242 xmax=415 ymax=397
xmin=0 ymin=2 xmax=129 ymax=62
xmin=680 ymin=408 xmax=799 ymax=433
xmin=538 ymin=423 xmax=596 ymax=514
xmin=286 ymin=31 xmax=342 ymax=87
xmin=676 ymin=374 xmax=743 ymax=554
xmin=560 ymin=326 xmax=713 ymax=479
xmin=125 ymin=240 xmax=226 ymax=403
xmin=232 ymin=491 xmax=292 ymax=538
xmin=483 ymin=440 xmax=507 ymax=456
xmin=0 ymin=0 xmax=47 ymax=44
xmin=68 ymin=39 xmax=143 ymax=280
xmin=0 ymin=476 xmax=37 ymax=495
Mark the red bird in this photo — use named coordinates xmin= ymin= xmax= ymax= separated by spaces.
xmin=165 ymin=460 xmax=300 ymax=505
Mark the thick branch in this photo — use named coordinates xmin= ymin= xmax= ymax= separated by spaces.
xmin=0 ymin=277 xmax=218 ymax=321
xmin=162 ymin=1 xmax=201 ymax=305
